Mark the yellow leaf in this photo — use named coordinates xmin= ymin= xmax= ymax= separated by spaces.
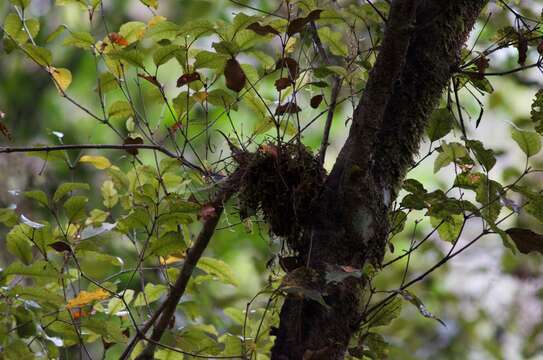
xmin=148 ymin=15 xmax=166 ymax=28
xmin=285 ymin=37 xmax=297 ymax=54
xmin=159 ymin=254 xmax=185 ymax=265
xmin=79 ymin=155 xmax=112 ymax=170
xmin=50 ymin=67 xmax=72 ymax=93
xmin=193 ymin=91 xmax=208 ymax=103
xmin=67 ymin=289 xmax=110 ymax=309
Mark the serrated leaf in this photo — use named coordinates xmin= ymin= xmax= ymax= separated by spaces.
xmin=153 ymin=44 xmax=183 ymax=66
xmin=145 ymin=21 xmax=180 ymax=41
xmin=4 ymin=260 xmax=59 ymax=279
xmin=194 ymin=50 xmax=228 ymax=70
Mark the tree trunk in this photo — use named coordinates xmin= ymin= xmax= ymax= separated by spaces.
xmin=271 ymin=1 xmax=487 ymax=359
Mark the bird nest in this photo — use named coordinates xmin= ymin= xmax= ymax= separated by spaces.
xmin=238 ymin=143 xmax=326 ymax=251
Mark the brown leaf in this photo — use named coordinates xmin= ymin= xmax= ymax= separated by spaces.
xmin=137 ymin=73 xmax=161 ymax=88
xmin=517 ymin=33 xmax=528 ymax=66
xmin=286 ymin=9 xmax=322 ymax=36
xmin=108 ymin=32 xmax=129 ymax=46
xmin=310 ymin=94 xmax=323 ymax=108
xmin=247 ymin=22 xmax=279 ymax=36
xmin=473 ymin=56 xmax=489 ymax=80
xmin=176 ymin=72 xmax=201 ymax=87
xmin=49 ymin=241 xmax=73 ymax=253
xmin=506 ymin=228 xmax=543 ymax=254
xmin=275 ymin=57 xmax=299 ymax=80
xmin=305 ymin=9 xmax=323 ymax=22
xmin=279 ymin=256 xmax=301 ymax=273
xmin=224 ymin=58 xmax=246 ymax=92
xmin=538 ymin=41 xmax=543 ymax=55
xmin=275 ymin=77 xmax=293 ymax=91
xmin=123 ymin=136 xmax=144 ymax=155
xmin=0 ymin=122 xmax=11 ymax=140
xmin=276 ymin=102 xmax=301 ymax=115
xmin=198 ymin=203 xmax=217 ymax=221
xmin=259 ymin=143 xmax=279 ymax=158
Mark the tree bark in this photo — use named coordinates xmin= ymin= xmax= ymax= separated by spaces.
xmin=271 ymin=1 xmax=487 ymax=359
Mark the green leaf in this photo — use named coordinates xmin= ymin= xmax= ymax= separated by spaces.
xmin=63 ymin=31 xmax=95 ymax=48
xmin=434 ymin=142 xmax=468 ymax=173
xmin=21 ymin=44 xmax=52 ymax=66
xmin=82 ymin=315 xmax=127 ymax=343
xmin=431 ymin=214 xmax=464 ymax=242
xmin=133 ymin=283 xmax=167 ymax=307
xmin=119 ymin=21 xmax=146 ymax=44
xmin=3 ymin=338 xmax=34 ymax=360
xmin=531 ymin=89 xmax=543 ymax=134
xmin=194 ymin=50 xmax=228 ymax=70
xmin=46 ymin=25 xmax=66 ymax=43
xmin=4 ymin=13 xmax=39 ymax=44
xmin=108 ymin=48 xmax=145 ymax=69
xmin=4 ymin=260 xmax=59 ymax=279
xmin=24 ymin=190 xmax=49 ymax=207
xmin=172 ymin=91 xmax=196 ymax=117
xmin=98 ymin=72 xmax=119 ymax=93
xmin=0 ymin=208 xmax=18 ymax=227
xmin=317 ymin=27 xmax=348 ymax=57
xmin=153 ymin=44 xmax=183 ymax=66
xmin=108 ymin=100 xmax=134 ymax=121
xmin=53 ymin=182 xmax=89 ymax=203
xmin=8 ymin=285 xmax=63 ymax=305
xmin=368 ymin=296 xmax=402 ymax=328
xmin=197 ymin=257 xmax=239 ymax=286
xmin=144 ymin=21 xmax=180 ymax=41
xmin=426 ymin=108 xmax=454 ymax=141
xmin=475 ymin=179 xmax=503 ymax=224
xmin=9 ymin=0 xmax=32 ymax=10
xmin=465 ymin=139 xmax=496 ymax=171
xmin=6 ymin=225 xmax=33 ymax=264
xmin=511 ymin=128 xmax=541 ymax=157
xmin=63 ymin=195 xmax=88 ymax=222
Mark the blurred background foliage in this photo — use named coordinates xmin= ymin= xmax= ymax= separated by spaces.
xmin=1 ymin=1 xmax=543 ymax=359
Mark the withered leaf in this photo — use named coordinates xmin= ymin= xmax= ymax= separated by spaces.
xmin=247 ymin=22 xmax=279 ymax=36
xmin=275 ymin=57 xmax=299 ymax=80
xmin=517 ymin=33 xmax=528 ymax=66
xmin=310 ymin=94 xmax=323 ymax=108
xmin=286 ymin=9 xmax=323 ymax=36
xmin=506 ymin=228 xmax=543 ymax=255
xmin=137 ymin=73 xmax=161 ymax=88
xmin=123 ymin=136 xmax=144 ymax=155
xmin=224 ymin=58 xmax=246 ymax=92
xmin=49 ymin=241 xmax=73 ymax=253
xmin=176 ymin=72 xmax=201 ymax=87
xmin=108 ymin=32 xmax=128 ymax=46
xmin=276 ymin=102 xmax=301 ymax=115
xmin=0 ymin=122 xmax=11 ymax=140
xmin=275 ymin=77 xmax=293 ymax=91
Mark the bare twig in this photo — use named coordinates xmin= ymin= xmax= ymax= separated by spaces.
xmin=0 ymin=143 xmax=205 ymax=173
xmin=119 ymin=170 xmax=243 ymax=360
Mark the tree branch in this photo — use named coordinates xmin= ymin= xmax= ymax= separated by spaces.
xmin=0 ymin=143 xmax=205 ymax=173
xmin=120 ymin=170 xmax=242 ymax=360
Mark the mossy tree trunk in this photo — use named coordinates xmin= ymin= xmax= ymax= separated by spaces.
xmin=271 ymin=1 xmax=487 ymax=359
